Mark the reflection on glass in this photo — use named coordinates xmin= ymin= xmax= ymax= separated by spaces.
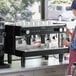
xmin=0 ymin=0 xmax=41 ymax=22
xmin=48 ymin=0 xmax=73 ymax=21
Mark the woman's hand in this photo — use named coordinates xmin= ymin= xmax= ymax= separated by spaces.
xmin=64 ymin=27 xmax=73 ymax=36
xmin=62 ymin=39 xmax=69 ymax=47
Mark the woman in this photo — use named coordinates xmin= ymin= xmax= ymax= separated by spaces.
xmin=63 ymin=0 xmax=76 ymax=75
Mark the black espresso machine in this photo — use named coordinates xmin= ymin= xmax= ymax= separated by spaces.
xmin=3 ymin=23 xmax=69 ymax=67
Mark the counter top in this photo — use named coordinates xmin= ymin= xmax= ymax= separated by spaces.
xmin=0 ymin=56 xmax=69 ymax=74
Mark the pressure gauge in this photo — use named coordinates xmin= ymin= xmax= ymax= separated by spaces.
xmin=26 ymin=30 xmax=30 ymax=34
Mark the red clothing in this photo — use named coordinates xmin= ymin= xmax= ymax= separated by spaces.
xmin=68 ymin=29 xmax=76 ymax=75
xmin=68 ymin=49 xmax=76 ymax=75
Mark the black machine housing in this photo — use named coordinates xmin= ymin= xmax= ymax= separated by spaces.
xmin=4 ymin=24 xmax=69 ymax=67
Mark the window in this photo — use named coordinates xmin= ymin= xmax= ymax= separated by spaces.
xmin=0 ymin=0 xmax=41 ymax=22
xmin=48 ymin=5 xmax=55 ymax=10
xmin=47 ymin=0 xmax=72 ymax=20
xmin=56 ymin=6 xmax=62 ymax=11
xmin=66 ymin=6 xmax=71 ymax=11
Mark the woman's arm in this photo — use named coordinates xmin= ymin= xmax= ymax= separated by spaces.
xmin=70 ymin=32 xmax=76 ymax=49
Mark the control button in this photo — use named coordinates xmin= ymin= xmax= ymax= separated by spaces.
xmin=60 ymin=28 xmax=63 ymax=32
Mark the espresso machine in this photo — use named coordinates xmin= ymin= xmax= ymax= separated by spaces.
xmin=3 ymin=22 xmax=69 ymax=67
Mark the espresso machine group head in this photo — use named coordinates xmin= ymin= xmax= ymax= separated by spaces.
xmin=21 ymin=24 xmax=66 ymax=45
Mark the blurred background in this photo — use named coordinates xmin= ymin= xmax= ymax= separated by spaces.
xmin=0 ymin=0 xmax=74 ymax=22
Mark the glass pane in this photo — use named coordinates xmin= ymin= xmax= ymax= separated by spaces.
xmin=0 ymin=0 xmax=41 ymax=22
xmin=48 ymin=5 xmax=55 ymax=10
xmin=56 ymin=6 xmax=62 ymax=11
xmin=66 ymin=6 xmax=71 ymax=11
xmin=48 ymin=0 xmax=72 ymax=21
